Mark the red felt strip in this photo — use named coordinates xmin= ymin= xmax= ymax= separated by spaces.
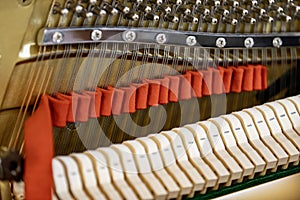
xmin=75 ymin=93 xmax=91 ymax=122
xmin=99 ymin=87 xmax=114 ymax=116
xmin=56 ymin=93 xmax=78 ymax=122
xmin=24 ymin=95 xmax=53 ymax=200
xmin=222 ymin=67 xmax=233 ymax=93
xmin=202 ymin=68 xmax=213 ymax=96
xmin=242 ymin=65 xmax=254 ymax=91
xmin=212 ymin=67 xmax=225 ymax=94
xmin=121 ymin=86 xmax=136 ymax=113
xmin=83 ymin=91 xmax=97 ymax=118
xmin=188 ymin=71 xmax=203 ymax=98
xmin=179 ymin=73 xmax=192 ymax=100
xmin=95 ymin=88 xmax=102 ymax=117
xmin=157 ymin=77 xmax=169 ymax=104
xmin=111 ymin=87 xmax=125 ymax=115
xmin=253 ymin=65 xmax=263 ymax=90
xmin=230 ymin=67 xmax=244 ymax=93
xmin=167 ymin=75 xmax=180 ymax=102
xmin=132 ymin=83 xmax=149 ymax=110
xmin=48 ymin=96 xmax=69 ymax=127
xmin=143 ymin=79 xmax=160 ymax=106
xmin=261 ymin=65 xmax=268 ymax=90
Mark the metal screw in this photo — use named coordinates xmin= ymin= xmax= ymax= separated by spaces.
xmin=123 ymin=31 xmax=136 ymax=42
xmin=216 ymin=37 xmax=226 ymax=48
xmin=91 ymin=30 xmax=102 ymax=41
xmin=52 ymin=32 xmax=64 ymax=43
xmin=244 ymin=37 xmax=254 ymax=48
xmin=156 ymin=33 xmax=167 ymax=44
xmin=273 ymin=37 xmax=282 ymax=48
xmin=186 ymin=36 xmax=197 ymax=46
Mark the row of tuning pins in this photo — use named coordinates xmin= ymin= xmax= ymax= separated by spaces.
xmin=51 ymin=0 xmax=299 ymax=28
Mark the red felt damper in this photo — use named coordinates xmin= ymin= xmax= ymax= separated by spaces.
xmin=261 ymin=65 xmax=268 ymax=90
xmin=222 ymin=67 xmax=233 ymax=93
xmin=167 ymin=75 xmax=180 ymax=102
xmin=230 ymin=67 xmax=244 ymax=93
xmin=131 ymin=82 xmax=149 ymax=110
xmin=99 ymin=87 xmax=114 ymax=116
xmin=187 ymin=71 xmax=203 ymax=98
xmin=253 ymin=65 xmax=262 ymax=90
xmin=83 ymin=91 xmax=97 ymax=118
xmin=242 ymin=65 xmax=254 ymax=91
xmin=179 ymin=73 xmax=192 ymax=100
xmin=111 ymin=87 xmax=125 ymax=115
xmin=157 ymin=77 xmax=169 ymax=104
xmin=56 ymin=93 xmax=79 ymax=122
xmin=24 ymin=95 xmax=54 ymax=200
xmin=202 ymin=68 xmax=213 ymax=96
xmin=75 ymin=93 xmax=91 ymax=122
xmin=94 ymin=88 xmax=102 ymax=117
xmin=212 ymin=67 xmax=225 ymax=94
xmin=48 ymin=95 xmax=69 ymax=127
xmin=121 ymin=86 xmax=136 ymax=113
xmin=143 ymin=79 xmax=160 ymax=106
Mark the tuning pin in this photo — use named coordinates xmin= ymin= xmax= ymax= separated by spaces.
xmin=215 ymin=7 xmax=230 ymax=16
xmin=234 ymin=7 xmax=249 ymax=16
xmin=164 ymin=13 xmax=179 ymax=23
xmin=288 ymin=3 xmax=300 ymax=12
xmin=75 ymin=5 xmax=88 ymax=17
xmin=145 ymin=12 xmax=160 ymax=21
xmin=259 ymin=14 xmax=274 ymax=23
xmin=203 ymin=15 xmax=218 ymax=24
xmin=195 ymin=5 xmax=210 ymax=15
xmin=184 ymin=15 xmax=199 ymax=23
xmin=124 ymin=12 xmax=139 ymax=21
xmin=128 ymin=0 xmax=144 ymax=3
xmin=225 ymin=0 xmax=239 ymax=7
xmin=252 ymin=6 xmax=266 ymax=15
xmin=137 ymin=3 xmax=152 ymax=13
xmin=277 ymin=13 xmax=292 ymax=22
xmin=205 ymin=0 xmax=221 ymax=6
xmin=148 ymin=0 xmax=163 ymax=5
xmin=115 ymin=3 xmax=130 ymax=14
xmin=260 ymin=0 xmax=275 ymax=5
xmin=269 ymin=4 xmax=284 ymax=13
xmin=168 ymin=0 xmax=182 ymax=5
xmin=243 ymin=0 xmax=258 ymax=6
xmin=103 ymin=4 xmax=118 ymax=15
xmin=222 ymin=16 xmax=238 ymax=25
xmin=187 ymin=0 xmax=202 ymax=5
xmin=241 ymin=15 xmax=256 ymax=24
xmin=177 ymin=5 xmax=191 ymax=15
xmin=91 ymin=6 xmax=107 ymax=16
xmin=89 ymin=0 xmax=98 ymax=4
xmin=157 ymin=3 xmax=172 ymax=13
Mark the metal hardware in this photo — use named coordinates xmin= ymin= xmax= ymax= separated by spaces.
xmin=216 ymin=37 xmax=226 ymax=48
xmin=156 ymin=33 xmax=167 ymax=44
xmin=244 ymin=37 xmax=254 ymax=48
xmin=186 ymin=36 xmax=197 ymax=46
xmin=273 ymin=37 xmax=282 ymax=48
xmin=123 ymin=30 xmax=136 ymax=42
xmin=52 ymin=32 xmax=64 ymax=43
xmin=91 ymin=30 xmax=102 ymax=41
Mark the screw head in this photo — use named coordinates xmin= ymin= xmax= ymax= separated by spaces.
xmin=52 ymin=32 xmax=64 ymax=43
xmin=244 ymin=37 xmax=254 ymax=48
xmin=156 ymin=33 xmax=167 ymax=44
xmin=273 ymin=37 xmax=282 ymax=48
xmin=186 ymin=36 xmax=197 ymax=46
xmin=123 ymin=31 xmax=136 ymax=42
xmin=216 ymin=37 xmax=226 ymax=48
xmin=91 ymin=30 xmax=102 ymax=41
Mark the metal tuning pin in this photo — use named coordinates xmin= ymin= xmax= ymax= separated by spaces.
xmin=269 ymin=4 xmax=284 ymax=13
xmin=243 ymin=0 xmax=258 ymax=6
xmin=225 ymin=0 xmax=239 ymax=7
xmin=115 ymin=2 xmax=130 ymax=14
xmin=261 ymin=0 xmax=275 ymax=5
xmin=124 ymin=12 xmax=140 ymax=21
xmin=195 ymin=5 xmax=210 ymax=15
xmin=177 ymin=5 xmax=191 ymax=15
xmin=183 ymin=14 xmax=199 ymax=23
xmin=52 ymin=2 xmax=69 ymax=15
xmin=164 ymin=13 xmax=179 ymax=23
xmin=137 ymin=3 xmax=152 ymax=13
xmin=252 ymin=6 xmax=266 ymax=15
xmin=222 ymin=16 xmax=238 ymax=25
xmin=215 ymin=7 xmax=230 ymax=16
xmin=168 ymin=0 xmax=183 ymax=5
xmin=288 ymin=3 xmax=300 ymax=13
xmin=205 ymin=0 xmax=221 ymax=7
xmin=187 ymin=0 xmax=202 ymax=5
xmin=90 ymin=5 xmax=107 ymax=16
xmin=241 ymin=15 xmax=256 ymax=24
xmin=234 ymin=7 xmax=249 ymax=16
xmin=259 ymin=14 xmax=274 ymax=23
xmin=145 ymin=12 xmax=160 ymax=21
xmin=148 ymin=0 xmax=163 ymax=5
xmin=203 ymin=15 xmax=218 ymax=24
xmin=157 ymin=3 xmax=172 ymax=14
xmin=277 ymin=13 xmax=292 ymax=22
xmin=103 ymin=4 xmax=119 ymax=15
xmin=75 ymin=4 xmax=87 ymax=17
